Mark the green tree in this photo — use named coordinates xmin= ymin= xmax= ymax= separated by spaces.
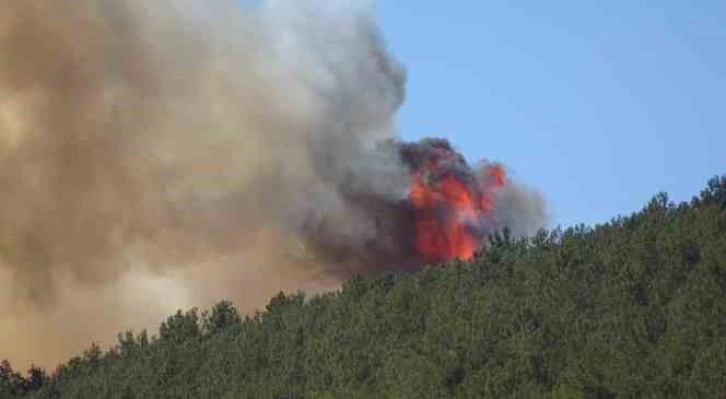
xmin=202 ymin=300 xmax=241 ymax=336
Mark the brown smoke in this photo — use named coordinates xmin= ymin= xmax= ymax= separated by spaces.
xmin=0 ymin=0 xmax=544 ymax=369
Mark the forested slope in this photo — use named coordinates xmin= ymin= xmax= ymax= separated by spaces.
xmin=3 ymin=176 xmax=726 ymax=398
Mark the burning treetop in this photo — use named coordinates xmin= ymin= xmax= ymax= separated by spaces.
xmin=399 ymin=139 xmax=506 ymax=262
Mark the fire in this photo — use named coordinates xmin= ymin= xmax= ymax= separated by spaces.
xmin=404 ymin=142 xmax=506 ymax=263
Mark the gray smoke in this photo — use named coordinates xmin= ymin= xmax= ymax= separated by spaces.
xmin=0 ymin=0 xmax=544 ymax=368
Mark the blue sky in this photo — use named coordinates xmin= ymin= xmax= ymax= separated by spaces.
xmin=375 ymin=1 xmax=726 ymax=228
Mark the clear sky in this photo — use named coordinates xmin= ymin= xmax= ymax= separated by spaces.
xmin=375 ymin=1 xmax=726 ymax=228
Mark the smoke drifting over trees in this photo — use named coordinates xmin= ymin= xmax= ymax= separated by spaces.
xmin=0 ymin=0 xmax=544 ymax=368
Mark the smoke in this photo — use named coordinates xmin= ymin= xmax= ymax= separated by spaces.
xmin=0 ymin=0 xmax=544 ymax=368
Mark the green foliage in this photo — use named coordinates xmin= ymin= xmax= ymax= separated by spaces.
xmin=8 ymin=176 xmax=726 ymax=398
xmin=202 ymin=300 xmax=241 ymax=336
xmin=159 ymin=309 xmax=201 ymax=344
xmin=1 ymin=360 xmax=48 ymax=397
xmin=0 ymin=360 xmax=26 ymax=397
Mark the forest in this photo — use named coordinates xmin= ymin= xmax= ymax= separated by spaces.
xmin=2 ymin=175 xmax=726 ymax=398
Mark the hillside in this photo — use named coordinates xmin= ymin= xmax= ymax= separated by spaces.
xmin=3 ymin=176 xmax=726 ymax=398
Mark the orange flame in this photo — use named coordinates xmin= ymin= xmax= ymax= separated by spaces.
xmin=408 ymin=162 xmax=506 ymax=263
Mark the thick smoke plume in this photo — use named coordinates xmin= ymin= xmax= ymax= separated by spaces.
xmin=0 ymin=0 xmax=545 ymax=368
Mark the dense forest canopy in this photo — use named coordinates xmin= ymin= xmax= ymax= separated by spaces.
xmin=2 ymin=175 xmax=726 ymax=398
